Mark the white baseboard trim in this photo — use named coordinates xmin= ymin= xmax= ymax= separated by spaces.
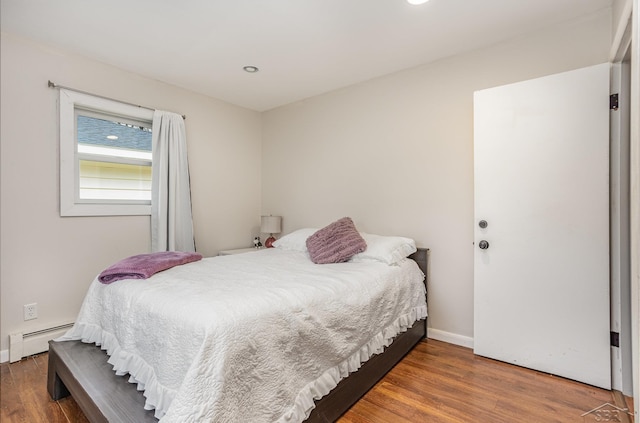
xmin=7 ymin=322 xmax=74 ymax=363
xmin=427 ymin=328 xmax=474 ymax=349
xmin=0 ymin=349 xmax=8 ymax=364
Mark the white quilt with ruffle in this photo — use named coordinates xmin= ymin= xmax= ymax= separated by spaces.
xmin=59 ymin=248 xmax=427 ymax=422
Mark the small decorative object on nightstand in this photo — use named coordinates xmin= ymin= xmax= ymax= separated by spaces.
xmin=253 ymin=236 xmax=262 ymax=248
xmin=261 ymin=215 xmax=282 ymax=248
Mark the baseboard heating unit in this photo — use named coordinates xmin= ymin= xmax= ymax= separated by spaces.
xmin=9 ymin=322 xmax=74 ymax=363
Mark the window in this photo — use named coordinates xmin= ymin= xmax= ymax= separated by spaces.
xmin=59 ymin=89 xmax=154 ymax=216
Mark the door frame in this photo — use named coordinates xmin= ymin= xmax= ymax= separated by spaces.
xmin=630 ymin=1 xmax=639 ymax=419
xmin=610 ymin=13 xmax=633 ymax=396
xmin=610 ymin=0 xmax=639 ymax=417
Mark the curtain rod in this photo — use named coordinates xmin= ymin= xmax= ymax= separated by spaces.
xmin=47 ymin=80 xmax=186 ymax=120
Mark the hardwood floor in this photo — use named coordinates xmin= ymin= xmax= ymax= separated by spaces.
xmin=341 ymin=340 xmax=632 ymax=423
xmin=1 ymin=339 xmax=632 ymax=423
xmin=1 ymin=352 xmax=88 ymax=423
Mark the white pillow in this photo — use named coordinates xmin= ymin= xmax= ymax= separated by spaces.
xmin=274 ymin=228 xmax=417 ymax=266
xmin=272 ymin=228 xmax=318 ymax=251
xmin=350 ymin=233 xmax=417 ymax=265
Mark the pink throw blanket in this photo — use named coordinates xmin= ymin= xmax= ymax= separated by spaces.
xmin=98 ymin=251 xmax=203 ymax=284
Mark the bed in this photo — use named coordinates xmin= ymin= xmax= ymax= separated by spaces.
xmin=47 ymin=229 xmax=428 ymax=423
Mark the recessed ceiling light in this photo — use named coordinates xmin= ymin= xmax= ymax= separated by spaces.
xmin=243 ymin=66 xmax=259 ymax=73
xmin=407 ymin=0 xmax=429 ymax=4
xmin=106 ymin=135 xmax=118 ymax=140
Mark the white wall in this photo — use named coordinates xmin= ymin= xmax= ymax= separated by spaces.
xmin=0 ymin=33 xmax=262 ymax=354
xmin=261 ymin=10 xmax=612 ymax=344
xmin=0 ymin=8 xmax=616 ymax=356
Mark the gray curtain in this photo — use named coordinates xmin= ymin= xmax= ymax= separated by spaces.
xmin=151 ymin=111 xmax=195 ymax=252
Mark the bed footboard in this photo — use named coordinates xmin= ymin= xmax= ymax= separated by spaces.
xmin=48 ymin=340 xmax=157 ymax=423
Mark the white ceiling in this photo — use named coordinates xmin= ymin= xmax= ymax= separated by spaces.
xmin=1 ymin=0 xmax=612 ymax=111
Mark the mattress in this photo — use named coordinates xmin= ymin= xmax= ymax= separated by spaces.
xmin=58 ymin=248 xmax=427 ymax=422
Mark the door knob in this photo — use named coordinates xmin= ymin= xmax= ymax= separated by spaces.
xmin=479 ymin=220 xmax=488 ymax=228
xmin=478 ymin=240 xmax=490 ymax=250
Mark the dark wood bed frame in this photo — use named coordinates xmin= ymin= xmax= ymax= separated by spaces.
xmin=48 ymin=248 xmax=429 ymax=423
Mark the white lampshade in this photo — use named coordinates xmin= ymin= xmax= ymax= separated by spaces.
xmin=261 ymin=215 xmax=282 ymax=234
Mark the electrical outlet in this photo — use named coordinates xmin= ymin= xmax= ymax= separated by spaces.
xmin=23 ymin=303 xmax=37 ymax=321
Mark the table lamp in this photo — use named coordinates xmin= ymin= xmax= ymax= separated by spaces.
xmin=261 ymin=215 xmax=282 ymax=248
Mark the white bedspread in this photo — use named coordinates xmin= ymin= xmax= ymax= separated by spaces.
xmin=59 ymin=248 xmax=427 ymax=422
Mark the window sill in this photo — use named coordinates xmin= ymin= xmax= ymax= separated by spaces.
xmin=60 ymin=203 xmax=151 ymax=217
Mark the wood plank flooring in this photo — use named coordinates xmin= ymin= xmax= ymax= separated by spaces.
xmin=1 ymin=352 xmax=88 ymax=423
xmin=341 ymin=340 xmax=633 ymax=423
xmin=1 ymin=339 xmax=632 ymax=422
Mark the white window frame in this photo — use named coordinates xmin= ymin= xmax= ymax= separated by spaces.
xmin=59 ymin=89 xmax=154 ymax=216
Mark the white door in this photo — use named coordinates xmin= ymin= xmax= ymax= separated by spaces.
xmin=473 ymin=63 xmax=611 ymax=389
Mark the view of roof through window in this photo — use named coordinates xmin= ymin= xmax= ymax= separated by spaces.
xmin=77 ymin=114 xmax=152 ymax=157
xmin=76 ymin=114 xmax=152 ymax=202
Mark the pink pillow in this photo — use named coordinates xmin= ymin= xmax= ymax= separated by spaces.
xmin=306 ymin=217 xmax=367 ymax=264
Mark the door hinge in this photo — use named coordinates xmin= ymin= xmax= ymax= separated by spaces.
xmin=610 ymin=331 xmax=620 ymax=347
xmin=610 ymin=93 xmax=619 ymax=110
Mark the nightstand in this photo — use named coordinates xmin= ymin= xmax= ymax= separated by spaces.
xmin=218 ymin=247 xmax=263 ymax=256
